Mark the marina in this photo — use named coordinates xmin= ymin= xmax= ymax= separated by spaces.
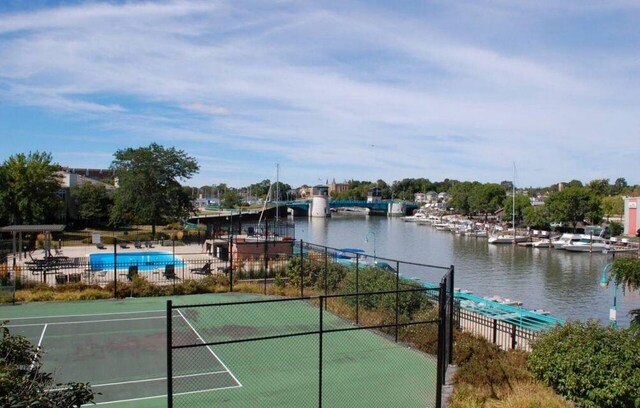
xmin=295 ymin=215 xmax=639 ymax=328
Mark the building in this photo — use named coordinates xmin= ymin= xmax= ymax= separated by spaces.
xmin=328 ymin=179 xmax=349 ymax=195
xmin=414 ymin=193 xmax=426 ymax=203
xmin=57 ymin=168 xmax=116 ymax=222
xmin=623 ymin=197 xmax=639 ymax=236
xmin=367 ymin=187 xmax=382 ymax=203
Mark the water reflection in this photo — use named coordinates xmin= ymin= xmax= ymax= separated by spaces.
xmin=294 ymin=216 xmax=635 ymax=327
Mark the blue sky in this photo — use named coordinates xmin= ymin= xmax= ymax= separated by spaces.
xmin=0 ymin=0 xmax=638 ymax=188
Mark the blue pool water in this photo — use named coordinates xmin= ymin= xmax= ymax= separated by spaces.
xmin=90 ymin=251 xmax=186 ymax=271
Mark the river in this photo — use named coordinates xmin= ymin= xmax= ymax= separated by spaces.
xmin=292 ymin=215 xmax=638 ymax=328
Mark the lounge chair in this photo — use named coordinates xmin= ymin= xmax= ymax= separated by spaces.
xmin=126 ymin=265 xmax=138 ymax=281
xmin=134 ymin=241 xmax=143 ymax=249
xmin=96 ymin=242 xmax=107 ymax=250
xmin=145 ymin=241 xmax=155 ymax=248
xmin=164 ymin=264 xmax=180 ymax=280
xmin=119 ymin=242 xmax=130 ymax=249
xmin=191 ymin=262 xmax=212 ymax=276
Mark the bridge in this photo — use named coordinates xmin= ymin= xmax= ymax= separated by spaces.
xmin=284 ymin=199 xmax=419 ymax=215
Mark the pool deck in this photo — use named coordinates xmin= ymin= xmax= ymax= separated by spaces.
xmin=9 ymin=242 xmax=221 ymax=285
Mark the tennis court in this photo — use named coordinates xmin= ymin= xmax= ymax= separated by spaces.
xmin=1 ymin=293 xmax=439 ymax=407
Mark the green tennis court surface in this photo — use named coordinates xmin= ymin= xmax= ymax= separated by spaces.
xmin=1 ymin=294 xmax=438 ymax=407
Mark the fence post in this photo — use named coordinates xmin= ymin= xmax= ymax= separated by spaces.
xmin=324 ymin=247 xmax=328 ymax=299
xmin=448 ymin=265 xmax=455 ymax=365
xmin=318 ymin=296 xmax=324 ymax=408
xmin=493 ymin=319 xmax=498 ymax=345
xmin=395 ymin=261 xmax=400 ymax=343
xmin=511 ymin=324 xmax=517 ymax=350
xmin=300 ymin=240 xmax=304 ymax=298
xmin=263 ymin=224 xmax=269 ymax=295
xmin=167 ymin=300 xmax=173 ymax=408
xmin=436 ymin=280 xmax=446 ymax=408
xmin=355 ymin=253 xmax=360 ymax=325
xmin=113 ymin=238 xmax=118 ymax=298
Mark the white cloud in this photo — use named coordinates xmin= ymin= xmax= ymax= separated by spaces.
xmin=0 ymin=0 xmax=638 ymax=187
xmin=181 ymin=103 xmax=230 ymax=116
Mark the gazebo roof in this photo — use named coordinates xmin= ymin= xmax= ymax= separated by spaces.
xmin=0 ymin=225 xmax=66 ymax=233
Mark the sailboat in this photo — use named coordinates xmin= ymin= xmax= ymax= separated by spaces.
xmin=489 ymin=163 xmax=529 ymax=244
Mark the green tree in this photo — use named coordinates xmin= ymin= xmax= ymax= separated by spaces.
xmin=611 ymin=177 xmax=628 ymax=195
xmin=523 ymin=205 xmax=550 ymax=229
xmin=468 ymin=183 xmax=505 ymax=220
xmin=586 ymin=178 xmax=610 ymax=197
xmin=502 ymin=194 xmax=531 ymax=226
xmin=0 ymin=152 xmax=63 ymax=225
xmin=601 ymin=196 xmax=624 ymax=221
xmin=1 ymin=323 xmax=95 ymax=407
xmin=611 ymin=257 xmax=640 ymax=334
xmin=447 ymin=182 xmax=479 ymax=215
xmin=528 ymin=321 xmax=640 ymax=408
xmin=546 ymin=187 xmax=602 ymax=231
xmin=564 ymin=179 xmax=584 ymax=188
xmin=71 ymin=183 xmax=112 ymax=227
xmin=221 ymin=189 xmax=241 ymax=208
xmin=110 ymin=144 xmax=199 ymax=237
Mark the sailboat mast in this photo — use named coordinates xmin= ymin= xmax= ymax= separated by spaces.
xmin=276 ymin=163 xmax=280 ymax=220
xmin=512 ymin=162 xmax=516 ymax=244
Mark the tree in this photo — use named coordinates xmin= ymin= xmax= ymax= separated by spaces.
xmin=71 ymin=182 xmax=112 ymax=227
xmin=601 ymin=196 xmax=624 ymax=221
xmin=611 ymin=178 xmax=628 ymax=195
xmin=611 ymin=257 xmax=640 ymax=334
xmin=0 ymin=323 xmax=95 ymax=406
xmin=546 ymin=187 xmax=602 ymax=231
xmin=110 ymin=144 xmax=199 ymax=237
xmin=221 ymin=189 xmax=241 ymax=208
xmin=502 ymin=194 xmax=531 ymax=226
xmin=0 ymin=152 xmax=63 ymax=226
xmin=586 ymin=178 xmax=610 ymax=197
xmin=447 ymin=182 xmax=479 ymax=215
xmin=523 ymin=205 xmax=550 ymax=229
xmin=468 ymin=183 xmax=505 ymax=220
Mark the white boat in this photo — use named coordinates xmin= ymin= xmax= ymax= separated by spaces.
xmin=564 ymin=236 xmax=609 ymax=253
xmin=402 ymin=212 xmax=428 ymax=222
xmin=532 ymin=238 xmax=552 ymax=248
xmin=466 ymin=229 xmax=488 ymax=238
xmin=488 ymin=234 xmax=529 ymax=244
xmin=488 ymin=163 xmax=528 ymax=245
xmin=551 ymin=233 xmax=582 ymax=249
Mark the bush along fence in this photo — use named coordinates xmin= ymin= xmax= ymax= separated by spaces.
xmin=0 ymin=236 xmax=559 ymax=353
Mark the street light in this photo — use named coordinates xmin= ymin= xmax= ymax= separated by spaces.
xmin=600 ymin=262 xmax=618 ymax=329
xmin=364 ymin=230 xmax=376 ymax=262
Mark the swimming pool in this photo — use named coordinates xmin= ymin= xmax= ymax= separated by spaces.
xmin=89 ymin=252 xmax=186 ymax=271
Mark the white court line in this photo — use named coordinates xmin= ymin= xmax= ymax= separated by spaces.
xmin=1 ymin=309 xmax=165 ymax=321
xmin=37 ymin=323 xmax=48 ymax=347
xmin=176 ymin=309 xmax=243 ymax=388
xmin=88 ymin=384 xmax=244 ymax=406
xmin=6 ymin=315 xmax=166 ymax=328
xmin=91 ymin=370 xmax=230 ymax=388
xmin=30 ymin=323 xmax=48 ymax=370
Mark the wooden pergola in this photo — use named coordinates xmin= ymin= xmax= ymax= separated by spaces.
xmin=0 ymin=224 xmax=66 ymax=261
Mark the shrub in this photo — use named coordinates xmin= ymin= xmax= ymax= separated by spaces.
xmin=285 ymin=253 xmax=347 ymax=291
xmin=453 ymin=333 xmax=531 ymax=397
xmin=0 ymin=322 xmax=95 ymax=406
xmin=340 ymin=266 xmax=431 ymax=318
xmin=528 ymin=321 xmax=640 ymax=408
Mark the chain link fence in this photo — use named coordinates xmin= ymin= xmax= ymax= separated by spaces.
xmin=168 ymin=285 xmax=448 ymax=407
